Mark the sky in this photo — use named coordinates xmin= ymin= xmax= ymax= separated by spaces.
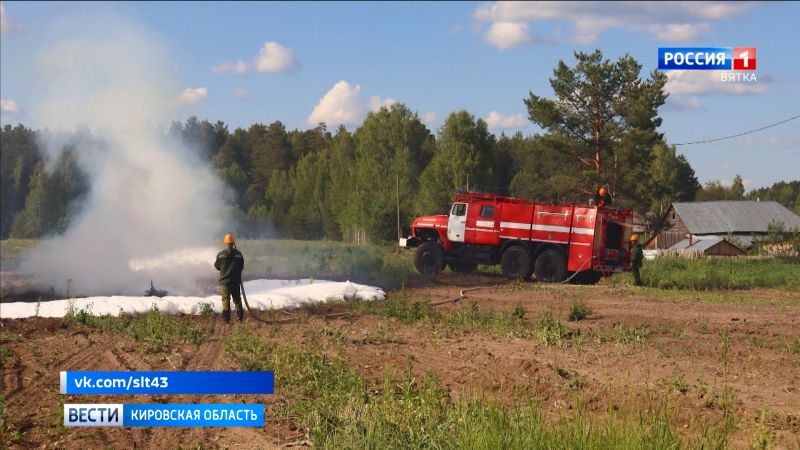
xmin=1 ymin=1 xmax=798 ymax=190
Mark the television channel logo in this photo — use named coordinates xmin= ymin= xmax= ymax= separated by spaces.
xmin=658 ymin=47 xmax=756 ymax=71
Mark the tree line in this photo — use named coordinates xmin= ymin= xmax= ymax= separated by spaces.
xmin=2 ymin=50 xmax=798 ymax=243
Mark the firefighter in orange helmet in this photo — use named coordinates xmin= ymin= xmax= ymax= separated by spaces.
xmin=214 ymin=234 xmax=245 ymax=323
xmin=595 ymin=186 xmax=612 ymax=208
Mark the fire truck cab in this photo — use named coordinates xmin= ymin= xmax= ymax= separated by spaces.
xmin=400 ymin=191 xmax=633 ymax=283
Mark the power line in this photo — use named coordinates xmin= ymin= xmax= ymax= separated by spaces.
xmin=673 ymin=113 xmax=800 ymax=146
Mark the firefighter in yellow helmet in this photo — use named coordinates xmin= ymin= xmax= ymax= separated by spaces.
xmin=214 ymin=234 xmax=245 ymax=323
xmin=630 ymin=234 xmax=643 ymax=286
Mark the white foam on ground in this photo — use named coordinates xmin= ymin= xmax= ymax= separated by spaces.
xmin=0 ymin=279 xmax=384 ymax=319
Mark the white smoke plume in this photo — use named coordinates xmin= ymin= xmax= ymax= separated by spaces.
xmin=18 ymin=14 xmax=229 ymax=296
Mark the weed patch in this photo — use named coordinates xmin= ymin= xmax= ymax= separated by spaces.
xmin=537 ymin=309 xmax=569 ymax=347
xmin=445 ymin=302 xmax=530 ymax=338
xmin=198 ymin=302 xmax=215 ymax=317
xmin=568 ymin=300 xmax=591 ymax=321
xmin=589 ymin=322 xmax=656 ymax=345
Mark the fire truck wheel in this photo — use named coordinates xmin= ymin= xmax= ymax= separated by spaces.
xmin=534 ymin=248 xmax=567 ymax=283
xmin=448 ymin=262 xmax=478 ymax=273
xmin=500 ymin=246 xmax=532 ymax=279
xmin=414 ymin=241 xmax=444 ymax=275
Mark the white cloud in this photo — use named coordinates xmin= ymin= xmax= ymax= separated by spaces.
xmin=484 ymin=111 xmax=526 ymax=129
xmin=307 ymin=81 xmax=364 ymax=126
xmin=1 ymin=98 xmax=21 ymax=115
xmin=254 ymin=42 xmax=298 ymax=73
xmin=766 ymin=136 xmax=800 ymax=147
xmin=719 ymin=162 xmax=732 ymax=171
xmin=367 ymin=95 xmax=397 ymax=112
xmin=175 ymin=87 xmax=208 ymax=106
xmin=474 ymin=1 xmax=754 ymax=45
xmin=421 ymin=112 xmax=438 ymax=126
xmin=307 ymin=81 xmax=397 ymax=126
xmin=485 ymin=22 xmax=530 ymax=49
xmin=664 ymin=95 xmax=707 ymax=111
xmin=232 ymin=89 xmax=251 ymax=98
xmin=212 ymin=60 xmax=248 ymax=74
xmin=636 ymin=22 xmax=712 ymax=43
xmin=212 ymin=41 xmax=298 ymax=75
xmin=1 ymin=2 xmax=11 ymax=35
xmin=665 ymin=71 xmax=767 ymax=96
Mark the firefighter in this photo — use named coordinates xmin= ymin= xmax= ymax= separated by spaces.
xmin=630 ymin=234 xmax=644 ymax=286
xmin=214 ymin=234 xmax=245 ymax=323
xmin=595 ymin=186 xmax=612 ymax=208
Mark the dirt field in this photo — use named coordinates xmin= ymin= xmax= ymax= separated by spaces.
xmin=2 ymin=274 xmax=799 ymax=449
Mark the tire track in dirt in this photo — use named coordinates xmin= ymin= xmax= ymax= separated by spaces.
xmin=1 ymin=364 xmax=25 ymax=401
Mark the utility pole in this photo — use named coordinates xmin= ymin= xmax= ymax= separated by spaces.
xmin=396 ymin=174 xmax=401 ymax=241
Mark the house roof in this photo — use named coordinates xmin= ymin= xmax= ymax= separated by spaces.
xmin=672 ymin=201 xmax=800 ymax=234
xmin=669 ymin=238 xmax=743 ymax=253
xmin=700 ymin=234 xmax=755 ymax=246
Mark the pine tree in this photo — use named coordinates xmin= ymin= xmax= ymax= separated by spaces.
xmin=731 ymin=174 xmax=746 ymax=199
xmin=525 ymin=50 xmax=668 ymax=210
xmin=0 ymin=124 xmax=40 ymax=238
xmin=245 ymin=121 xmax=292 ymax=212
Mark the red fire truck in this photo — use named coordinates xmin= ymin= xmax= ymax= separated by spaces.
xmin=400 ymin=191 xmax=634 ymax=283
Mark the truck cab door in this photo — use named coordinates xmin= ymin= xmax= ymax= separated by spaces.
xmin=447 ymin=203 xmax=467 ymax=243
xmin=467 ymin=203 xmax=498 ymax=245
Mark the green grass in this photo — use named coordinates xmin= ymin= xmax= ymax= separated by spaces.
xmin=348 ymin=293 xmax=589 ymax=346
xmin=537 ymin=309 xmax=570 ymax=346
xmin=64 ymin=304 xmax=207 ymax=352
xmin=223 ymin=327 xmax=735 ymax=449
xmin=622 ymin=287 xmax=798 ymax=306
xmin=786 ymin=339 xmax=800 ymax=355
xmin=608 ymin=256 xmax=800 ymax=291
xmin=445 ymin=302 xmax=531 ymax=339
xmin=348 ymin=293 xmax=538 ymax=340
xmin=237 ymin=238 xmax=416 ymax=287
xmin=0 ymin=346 xmax=17 ymax=369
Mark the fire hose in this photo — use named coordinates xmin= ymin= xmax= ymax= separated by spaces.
xmin=239 ymin=282 xmax=351 ymax=324
xmin=428 ymin=256 xmax=594 ymax=306
xmin=238 ymin=256 xmax=595 ymax=323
